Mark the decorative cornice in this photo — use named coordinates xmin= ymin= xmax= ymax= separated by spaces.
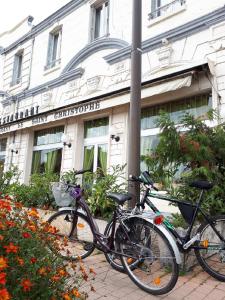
xmin=62 ymin=38 xmax=129 ymax=73
xmin=104 ymin=5 xmax=225 ymax=64
xmin=6 ymin=67 xmax=84 ymax=102
xmin=2 ymin=0 xmax=87 ymax=54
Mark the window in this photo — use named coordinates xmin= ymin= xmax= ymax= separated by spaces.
xmin=83 ymin=117 xmax=109 ymax=173
xmin=31 ymin=126 xmax=64 ymax=174
xmin=45 ymin=27 xmax=62 ymax=70
xmin=141 ymin=94 xmax=212 ymax=170
xmin=0 ymin=139 xmax=7 ymax=175
xmin=11 ymin=51 xmax=23 ymax=86
xmin=91 ymin=1 xmax=109 ymax=40
xmin=149 ymin=0 xmax=185 ymax=20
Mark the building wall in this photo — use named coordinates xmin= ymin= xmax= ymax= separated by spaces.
xmin=0 ymin=0 xmax=225 ymax=190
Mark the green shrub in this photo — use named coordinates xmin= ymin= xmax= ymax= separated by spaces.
xmin=141 ymin=111 xmax=225 ymax=215
xmin=84 ymin=165 xmax=127 ymax=219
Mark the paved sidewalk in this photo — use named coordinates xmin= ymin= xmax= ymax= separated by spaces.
xmin=80 ymin=253 xmax=225 ymax=300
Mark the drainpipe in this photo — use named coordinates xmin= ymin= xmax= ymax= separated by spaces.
xmin=128 ymin=0 xmax=142 ymax=207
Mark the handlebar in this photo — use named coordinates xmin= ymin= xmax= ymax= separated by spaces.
xmin=129 ymin=171 xmax=159 ymax=191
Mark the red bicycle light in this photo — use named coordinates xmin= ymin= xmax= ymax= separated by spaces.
xmin=153 ymin=215 xmax=164 ymax=225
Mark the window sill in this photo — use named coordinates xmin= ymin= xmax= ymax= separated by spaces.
xmin=148 ymin=5 xmax=186 ymax=27
xmin=43 ymin=64 xmax=61 ymax=76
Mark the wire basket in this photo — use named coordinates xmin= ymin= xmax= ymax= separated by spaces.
xmin=52 ymin=182 xmax=74 ymax=207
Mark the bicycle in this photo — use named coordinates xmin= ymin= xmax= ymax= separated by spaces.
xmin=126 ymin=170 xmax=225 ymax=282
xmin=47 ymin=169 xmax=181 ymax=295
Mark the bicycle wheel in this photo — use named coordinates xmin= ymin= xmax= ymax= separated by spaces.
xmin=118 ymin=217 xmax=179 ymax=295
xmin=195 ymin=215 xmax=225 ymax=281
xmin=104 ymin=219 xmax=139 ymax=273
xmin=47 ymin=210 xmax=95 ymax=260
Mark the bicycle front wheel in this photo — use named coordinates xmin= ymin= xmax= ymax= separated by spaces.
xmin=118 ymin=217 xmax=179 ymax=295
xmin=47 ymin=210 xmax=95 ymax=260
xmin=195 ymin=215 xmax=225 ymax=281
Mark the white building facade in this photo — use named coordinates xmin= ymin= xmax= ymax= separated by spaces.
xmin=0 ymin=0 xmax=224 ymax=183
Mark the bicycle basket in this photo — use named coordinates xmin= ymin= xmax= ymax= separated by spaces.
xmin=52 ymin=182 xmax=74 ymax=207
xmin=177 ymin=202 xmax=195 ymax=225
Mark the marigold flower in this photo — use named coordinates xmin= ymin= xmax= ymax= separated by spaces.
xmin=26 ymin=223 xmax=36 ymax=232
xmin=63 ymin=293 xmax=72 ymax=300
xmin=38 ymin=267 xmax=47 ymax=276
xmin=51 ymin=275 xmax=61 ymax=282
xmin=28 ymin=208 xmax=39 ymax=218
xmin=72 ymin=289 xmax=81 ymax=298
xmin=0 ymin=273 xmax=6 ymax=285
xmin=89 ymin=268 xmax=96 ymax=275
xmin=0 ymin=200 xmax=11 ymax=212
xmin=5 ymin=221 xmax=15 ymax=228
xmin=0 ymin=258 xmax=8 ymax=271
xmin=14 ymin=202 xmax=23 ymax=209
xmin=22 ymin=232 xmax=31 ymax=239
xmin=0 ymin=235 xmax=4 ymax=241
xmin=20 ymin=279 xmax=33 ymax=292
xmin=16 ymin=257 xmax=24 ymax=266
xmin=0 ymin=288 xmax=10 ymax=300
xmin=4 ymin=243 xmax=19 ymax=254
xmin=0 ymin=222 xmax=5 ymax=230
xmin=57 ymin=268 xmax=67 ymax=277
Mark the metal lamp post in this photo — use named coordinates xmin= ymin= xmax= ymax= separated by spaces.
xmin=128 ymin=0 xmax=142 ymax=207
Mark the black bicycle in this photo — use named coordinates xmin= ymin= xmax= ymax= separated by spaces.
xmin=47 ymin=169 xmax=180 ymax=295
xmin=126 ymin=171 xmax=225 ymax=282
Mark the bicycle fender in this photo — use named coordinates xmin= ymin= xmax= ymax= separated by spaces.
xmin=126 ymin=215 xmax=182 ymax=265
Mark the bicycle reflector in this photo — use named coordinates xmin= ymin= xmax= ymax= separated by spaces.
xmin=153 ymin=214 xmax=164 ymax=225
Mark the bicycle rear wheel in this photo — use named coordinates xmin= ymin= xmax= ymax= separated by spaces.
xmin=195 ymin=215 xmax=225 ymax=281
xmin=104 ymin=218 xmax=139 ymax=273
xmin=118 ymin=217 xmax=179 ymax=295
xmin=47 ymin=210 xmax=95 ymax=260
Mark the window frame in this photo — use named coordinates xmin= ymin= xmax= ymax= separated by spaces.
xmin=90 ymin=0 xmax=109 ymax=41
xmin=0 ymin=138 xmax=7 ymax=174
xmin=45 ymin=26 xmax=62 ymax=70
xmin=149 ymin=0 xmax=186 ymax=20
xmin=11 ymin=50 xmax=23 ymax=86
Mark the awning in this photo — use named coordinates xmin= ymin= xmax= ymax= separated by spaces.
xmin=142 ymin=73 xmax=193 ymax=98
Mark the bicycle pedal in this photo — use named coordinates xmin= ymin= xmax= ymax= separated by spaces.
xmin=84 ymin=243 xmax=94 ymax=251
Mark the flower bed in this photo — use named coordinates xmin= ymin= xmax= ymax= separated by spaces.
xmin=0 ymin=197 xmax=95 ymax=300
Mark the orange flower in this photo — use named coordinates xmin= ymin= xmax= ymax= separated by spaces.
xmin=72 ymin=289 xmax=81 ymax=298
xmin=0 ymin=273 xmax=6 ymax=285
xmin=57 ymin=268 xmax=67 ymax=277
xmin=16 ymin=257 xmax=24 ymax=266
xmin=14 ymin=202 xmax=23 ymax=209
xmin=63 ymin=293 xmax=72 ymax=300
xmin=26 ymin=223 xmax=36 ymax=232
xmin=20 ymin=279 xmax=33 ymax=292
xmin=51 ymin=275 xmax=61 ymax=282
xmin=0 ymin=288 xmax=10 ymax=300
xmin=0 ymin=235 xmax=4 ymax=241
xmin=0 ymin=222 xmax=5 ymax=230
xmin=0 ymin=258 xmax=8 ymax=271
xmin=4 ymin=243 xmax=19 ymax=254
xmin=22 ymin=232 xmax=31 ymax=239
xmin=28 ymin=208 xmax=39 ymax=218
xmin=89 ymin=268 xmax=96 ymax=275
xmin=38 ymin=267 xmax=47 ymax=276
xmin=5 ymin=221 xmax=15 ymax=228
xmin=0 ymin=200 xmax=11 ymax=212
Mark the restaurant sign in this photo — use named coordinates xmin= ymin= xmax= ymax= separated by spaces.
xmin=0 ymin=100 xmax=100 ymax=135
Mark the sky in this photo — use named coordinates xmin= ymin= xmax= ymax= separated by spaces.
xmin=0 ymin=0 xmax=71 ymax=34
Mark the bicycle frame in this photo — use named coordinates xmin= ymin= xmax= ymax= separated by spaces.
xmin=140 ymin=187 xmax=225 ymax=252
xmin=73 ymin=195 xmax=137 ymax=258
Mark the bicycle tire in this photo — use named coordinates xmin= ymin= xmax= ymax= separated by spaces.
xmin=104 ymin=218 xmax=139 ymax=273
xmin=47 ymin=210 xmax=95 ymax=260
xmin=118 ymin=217 xmax=179 ymax=295
xmin=195 ymin=215 xmax=225 ymax=281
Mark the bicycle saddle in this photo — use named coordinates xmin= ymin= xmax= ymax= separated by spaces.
xmin=107 ymin=192 xmax=132 ymax=205
xmin=189 ymin=180 xmax=213 ymax=190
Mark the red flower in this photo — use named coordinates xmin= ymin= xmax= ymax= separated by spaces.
xmin=0 ymin=236 xmax=3 ymax=242
xmin=21 ymin=279 xmax=33 ymax=292
xmin=4 ymin=243 xmax=19 ymax=254
xmin=0 ymin=258 xmax=8 ymax=271
xmin=30 ymin=258 xmax=37 ymax=264
xmin=0 ymin=288 xmax=10 ymax=300
xmin=0 ymin=273 xmax=6 ymax=285
xmin=0 ymin=201 xmax=11 ymax=212
xmin=5 ymin=221 xmax=15 ymax=228
xmin=22 ymin=232 xmax=31 ymax=239
xmin=16 ymin=257 xmax=24 ymax=266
